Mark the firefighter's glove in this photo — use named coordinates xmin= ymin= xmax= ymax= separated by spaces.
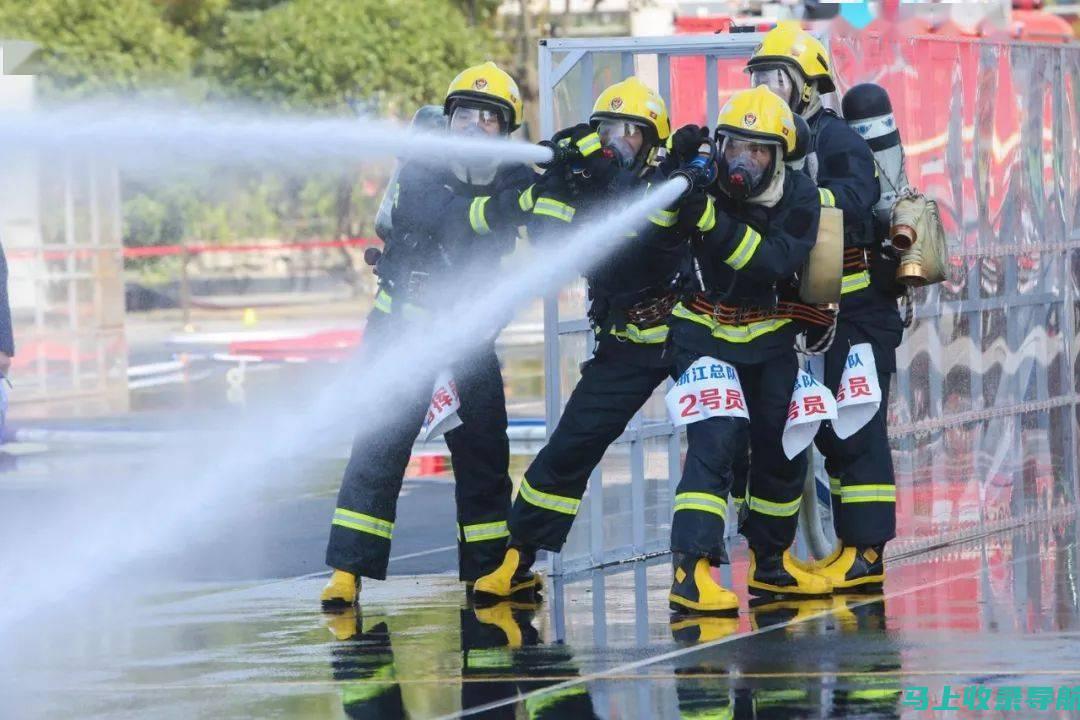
xmin=671 ymin=153 xmax=718 ymax=199
xmin=573 ymin=147 xmax=620 ymax=194
xmin=538 ymin=123 xmax=601 ymax=169
xmin=677 ymin=191 xmax=716 ymax=235
xmin=661 ymin=124 xmax=710 ymax=175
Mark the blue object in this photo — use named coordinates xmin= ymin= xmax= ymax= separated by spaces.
xmin=840 ymin=0 xmax=875 ymax=29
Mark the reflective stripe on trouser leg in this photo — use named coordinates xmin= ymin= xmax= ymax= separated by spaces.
xmin=832 ymin=392 xmax=895 ymax=546
xmin=670 ymin=350 xmax=745 ymax=564
xmin=509 ymin=352 xmax=670 ymax=551
xmin=326 ymin=329 xmax=433 ymax=578
xmin=525 ymin=685 xmax=593 ymax=719
xmin=738 ymin=352 xmax=807 ymax=555
xmin=815 ymin=331 xmax=897 ymax=546
xmin=445 ymin=347 xmax=514 ymax=582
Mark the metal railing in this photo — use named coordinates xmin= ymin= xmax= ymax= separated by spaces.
xmin=538 ymin=31 xmax=1080 ymax=574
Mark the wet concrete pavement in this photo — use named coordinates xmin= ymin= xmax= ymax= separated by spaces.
xmin=5 ymin=501 xmax=1079 ymax=719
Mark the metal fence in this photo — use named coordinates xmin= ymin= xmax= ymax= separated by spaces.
xmin=537 ymin=31 xmax=1080 ymax=574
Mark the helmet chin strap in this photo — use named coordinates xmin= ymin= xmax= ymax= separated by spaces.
xmin=796 ymin=80 xmax=823 ymax=119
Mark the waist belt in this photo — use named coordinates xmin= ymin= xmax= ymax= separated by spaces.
xmin=688 ymin=295 xmax=835 ymax=328
xmin=843 ymin=248 xmax=869 ymax=273
xmin=624 ymin=293 xmax=678 ymax=327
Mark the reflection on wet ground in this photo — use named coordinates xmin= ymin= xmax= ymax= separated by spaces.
xmin=6 ymin=516 xmax=1079 ymax=719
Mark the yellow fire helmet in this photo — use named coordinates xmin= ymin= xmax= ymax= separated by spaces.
xmin=444 ymin=61 xmax=523 ymax=132
xmin=715 ymin=85 xmax=798 ymax=158
xmin=746 ymin=22 xmax=836 ymax=94
xmin=589 ymin=77 xmax=671 ymax=144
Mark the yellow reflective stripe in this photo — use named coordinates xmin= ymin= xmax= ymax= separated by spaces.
xmin=341 ymin=665 xmax=396 ymax=705
xmin=332 ymin=508 xmax=394 ymax=539
xmin=829 ymin=477 xmax=842 ymax=496
xmin=525 ymin=686 xmax=590 ymax=718
xmin=841 ymin=270 xmax=871 ymax=295
xmin=470 ymin=196 xmax=492 ymax=235
xmin=708 ymin=318 xmax=791 ymax=343
xmin=697 ymin=196 xmax=717 ymax=232
xmin=648 ymin=208 xmax=678 ymax=227
xmin=533 ymin=197 xmax=575 ymax=223
xmin=518 ymin=184 xmax=536 ymax=212
xmin=818 ymin=188 xmax=836 ymax=207
xmin=671 ymin=303 xmax=791 ymax=344
xmin=747 ymin=495 xmax=801 ymax=518
xmin=674 ymin=492 xmax=728 ymax=518
xmin=724 ymin=226 xmax=762 ymax=271
xmin=756 ymin=689 xmax=810 ymax=705
xmin=681 ymin=709 xmax=733 ymax=720
xmin=848 ymin=689 xmax=901 ymax=701
xmin=519 ymin=477 xmax=580 ymax=516
xmin=374 ymin=289 xmax=393 ymax=313
xmin=575 ymin=132 xmax=602 ymax=157
xmin=392 ymin=183 xmax=400 ymax=208
xmin=841 ymin=484 xmax=896 ymax=504
xmin=461 ymin=520 xmax=510 ymax=543
xmin=372 ymin=288 xmax=427 ymax=318
xmin=466 ymin=647 xmax=513 ymax=670
xmin=610 ymin=323 xmax=669 ymax=344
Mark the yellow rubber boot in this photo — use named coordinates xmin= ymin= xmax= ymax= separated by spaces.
xmin=473 ymin=603 xmax=525 ymax=649
xmin=830 ymin=594 xmax=860 ymax=632
xmin=788 ymin=543 xmax=843 ymax=573
xmin=669 ymin=554 xmax=739 ymax=615
xmin=670 ymin=615 xmax=740 ymax=645
xmin=325 ymin=607 xmax=361 ymax=640
xmin=747 ymin=549 xmax=832 ymax=597
xmin=321 ymin=569 xmax=359 ymax=609
xmin=748 ymin=597 xmax=834 ymax=630
xmin=473 ymin=547 xmax=541 ymax=599
xmin=814 ymin=545 xmax=885 ymax=591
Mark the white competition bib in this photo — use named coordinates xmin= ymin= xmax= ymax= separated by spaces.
xmin=782 ymin=369 xmax=838 ymax=459
xmin=832 ymin=343 xmax=882 ymax=440
xmin=419 ymin=370 xmax=462 ymax=441
xmin=666 ymin=356 xmax=750 ymax=427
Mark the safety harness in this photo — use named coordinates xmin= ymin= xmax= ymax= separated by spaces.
xmin=686 ymin=294 xmax=836 ymax=328
xmin=624 ymin=292 xmax=679 ymax=327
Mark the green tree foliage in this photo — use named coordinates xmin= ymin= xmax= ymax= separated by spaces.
xmin=0 ymin=0 xmax=507 ymax=288
xmin=201 ymin=0 xmax=497 ymax=112
xmin=452 ymin=0 xmax=503 ymax=27
xmin=155 ymin=0 xmax=232 ymax=40
xmin=0 ymin=0 xmax=196 ymax=96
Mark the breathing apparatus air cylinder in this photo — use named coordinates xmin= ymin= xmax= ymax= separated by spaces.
xmin=843 ymin=83 xmax=947 ymax=287
xmin=373 ymin=105 xmax=448 ymax=245
xmin=841 ymin=83 xmax=910 ymax=245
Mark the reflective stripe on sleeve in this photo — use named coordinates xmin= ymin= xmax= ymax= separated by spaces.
xmin=723 ymin=226 xmax=762 ymax=271
xmin=469 ymin=196 xmax=492 ymax=234
xmin=533 ymin=197 xmax=576 ymax=223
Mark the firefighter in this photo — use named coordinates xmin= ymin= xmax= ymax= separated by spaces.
xmin=461 ymin=601 xmax=541 ymax=716
xmin=325 ymin=610 xmax=406 ymax=719
xmin=747 ymin=23 xmax=903 ymax=589
xmin=321 ymin=62 xmax=540 ymax=608
xmin=667 ymin=86 xmax=834 ymax=612
xmin=473 ymin=77 xmax=692 ymax=599
xmin=462 ymin=602 xmax=600 ymax=718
